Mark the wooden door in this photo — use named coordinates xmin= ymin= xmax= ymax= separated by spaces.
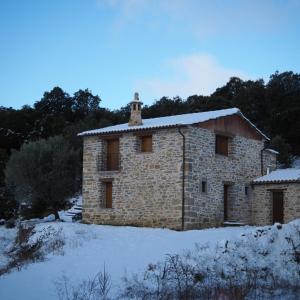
xmin=272 ymin=191 xmax=284 ymax=223
xmin=105 ymin=182 xmax=112 ymax=208
xmin=106 ymin=139 xmax=119 ymax=171
xmin=224 ymin=185 xmax=228 ymax=221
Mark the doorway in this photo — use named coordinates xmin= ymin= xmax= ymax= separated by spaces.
xmin=272 ymin=191 xmax=284 ymax=223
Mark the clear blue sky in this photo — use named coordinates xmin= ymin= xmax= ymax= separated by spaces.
xmin=0 ymin=0 xmax=299 ymax=109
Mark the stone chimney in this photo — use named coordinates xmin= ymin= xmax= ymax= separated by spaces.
xmin=128 ymin=92 xmax=143 ymax=126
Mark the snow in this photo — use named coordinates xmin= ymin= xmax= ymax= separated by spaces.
xmin=265 ymin=148 xmax=279 ymax=155
xmin=292 ymin=156 xmax=300 ymax=168
xmin=78 ymin=108 xmax=269 ymax=140
xmin=0 ymin=226 xmax=17 ymax=269
xmin=0 ymin=222 xmax=253 ymax=300
xmin=253 ymin=168 xmax=300 ymax=183
xmin=1 ymin=220 xmax=299 ymax=299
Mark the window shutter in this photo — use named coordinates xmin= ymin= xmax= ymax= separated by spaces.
xmin=216 ymin=135 xmax=228 ymax=156
xmin=105 ymin=182 xmax=112 ymax=208
xmin=106 ymin=139 xmax=119 ymax=170
xmin=141 ymin=136 xmax=152 ymax=152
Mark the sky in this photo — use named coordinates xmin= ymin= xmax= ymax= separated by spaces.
xmin=0 ymin=0 xmax=299 ymax=110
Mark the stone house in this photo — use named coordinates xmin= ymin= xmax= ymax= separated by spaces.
xmin=79 ymin=93 xmax=281 ymax=230
xmin=252 ymin=169 xmax=300 ymax=225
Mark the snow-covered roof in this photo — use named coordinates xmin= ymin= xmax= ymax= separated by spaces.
xmin=265 ymin=148 xmax=279 ymax=155
xmin=78 ymin=107 xmax=268 ymax=139
xmin=253 ymin=168 xmax=300 ymax=184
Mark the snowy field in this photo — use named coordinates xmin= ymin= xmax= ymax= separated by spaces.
xmin=0 ymin=219 xmax=300 ymax=299
xmin=0 ymin=222 xmax=255 ymax=300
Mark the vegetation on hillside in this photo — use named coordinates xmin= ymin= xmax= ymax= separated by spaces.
xmin=0 ymin=71 xmax=299 ymax=219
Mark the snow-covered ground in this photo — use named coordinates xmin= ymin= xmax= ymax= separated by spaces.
xmin=0 ymin=222 xmax=255 ymax=300
xmin=0 ymin=226 xmax=17 ymax=270
xmin=0 ymin=219 xmax=300 ymax=299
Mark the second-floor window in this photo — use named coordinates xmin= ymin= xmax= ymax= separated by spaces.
xmin=106 ymin=139 xmax=120 ymax=171
xmin=215 ymin=135 xmax=229 ymax=156
xmin=140 ymin=135 xmax=152 ymax=152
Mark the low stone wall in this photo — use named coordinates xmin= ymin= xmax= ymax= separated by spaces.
xmin=252 ymin=183 xmax=300 ymax=225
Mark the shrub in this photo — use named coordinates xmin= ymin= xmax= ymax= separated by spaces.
xmin=5 ymin=136 xmax=80 ymax=219
xmin=55 ymin=267 xmax=112 ymax=300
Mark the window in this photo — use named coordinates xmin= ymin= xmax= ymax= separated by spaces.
xmin=140 ymin=135 xmax=152 ymax=152
xmin=104 ymin=182 xmax=112 ymax=208
xmin=215 ymin=135 xmax=229 ymax=156
xmin=201 ymin=180 xmax=207 ymax=193
xmin=245 ymin=186 xmax=249 ymax=196
xmin=106 ymin=139 xmax=119 ymax=171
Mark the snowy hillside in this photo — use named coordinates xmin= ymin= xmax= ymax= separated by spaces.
xmin=0 ymin=220 xmax=300 ymax=299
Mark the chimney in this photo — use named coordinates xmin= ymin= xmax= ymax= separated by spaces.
xmin=128 ymin=92 xmax=143 ymax=126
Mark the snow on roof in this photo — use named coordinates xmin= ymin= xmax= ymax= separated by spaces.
xmin=265 ymin=148 xmax=279 ymax=155
xmin=253 ymin=168 xmax=300 ymax=184
xmin=78 ymin=107 xmax=268 ymax=139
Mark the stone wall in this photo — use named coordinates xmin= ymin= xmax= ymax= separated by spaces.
xmin=82 ymin=128 xmax=184 ymax=230
xmin=262 ymin=150 xmax=277 ymax=175
xmin=82 ymin=124 xmax=273 ymax=230
xmin=184 ymin=126 xmax=265 ymax=229
xmin=252 ymin=183 xmax=300 ymax=225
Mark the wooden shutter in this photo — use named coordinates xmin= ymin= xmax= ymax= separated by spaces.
xmin=106 ymin=139 xmax=119 ymax=170
xmin=141 ymin=135 xmax=152 ymax=152
xmin=216 ymin=135 xmax=228 ymax=156
xmin=272 ymin=191 xmax=284 ymax=223
xmin=105 ymin=182 xmax=112 ymax=208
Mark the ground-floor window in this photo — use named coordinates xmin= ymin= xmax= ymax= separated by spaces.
xmin=104 ymin=181 xmax=113 ymax=208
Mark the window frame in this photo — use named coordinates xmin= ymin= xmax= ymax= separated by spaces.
xmin=139 ymin=135 xmax=153 ymax=153
xmin=215 ymin=134 xmax=229 ymax=156
xmin=201 ymin=180 xmax=207 ymax=193
xmin=245 ymin=186 xmax=249 ymax=196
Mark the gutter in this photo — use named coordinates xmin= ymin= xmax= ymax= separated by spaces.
xmin=178 ymin=127 xmax=186 ymax=231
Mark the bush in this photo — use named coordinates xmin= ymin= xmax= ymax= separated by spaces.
xmin=5 ymin=136 xmax=80 ymax=219
xmin=55 ymin=267 xmax=112 ymax=300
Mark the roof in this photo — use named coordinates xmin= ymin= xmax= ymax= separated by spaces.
xmin=253 ymin=168 xmax=300 ymax=184
xmin=78 ymin=107 xmax=269 ymax=139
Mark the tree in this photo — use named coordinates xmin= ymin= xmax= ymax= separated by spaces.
xmin=269 ymin=135 xmax=292 ymax=167
xmin=33 ymin=87 xmax=73 ymax=138
xmin=266 ymin=71 xmax=300 ymax=154
xmin=72 ymin=89 xmax=101 ymax=118
xmin=5 ymin=136 xmax=80 ymax=219
xmin=0 ymin=187 xmax=17 ymax=220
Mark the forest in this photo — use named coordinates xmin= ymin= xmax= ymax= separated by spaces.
xmin=0 ymin=71 xmax=299 ymax=220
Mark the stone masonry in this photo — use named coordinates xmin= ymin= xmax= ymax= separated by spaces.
xmin=82 ymin=121 xmax=277 ymax=230
xmin=82 ymin=128 xmax=184 ymax=230
xmin=252 ymin=183 xmax=300 ymax=225
xmin=183 ymin=126 xmax=270 ymax=229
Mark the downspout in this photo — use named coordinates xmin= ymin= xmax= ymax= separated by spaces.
xmin=178 ymin=127 xmax=186 ymax=231
xmin=260 ymin=141 xmax=268 ymax=176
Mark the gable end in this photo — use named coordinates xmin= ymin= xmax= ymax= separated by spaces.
xmin=196 ymin=114 xmax=263 ymax=141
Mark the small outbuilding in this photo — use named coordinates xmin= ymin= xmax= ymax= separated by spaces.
xmin=252 ymin=168 xmax=300 ymax=225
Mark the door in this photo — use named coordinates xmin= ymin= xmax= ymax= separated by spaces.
xmin=106 ymin=139 xmax=119 ymax=171
xmin=224 ymin=185 xmax=228 ymax=221
xmin=272 ymin=191 xmax=284 ymax=223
